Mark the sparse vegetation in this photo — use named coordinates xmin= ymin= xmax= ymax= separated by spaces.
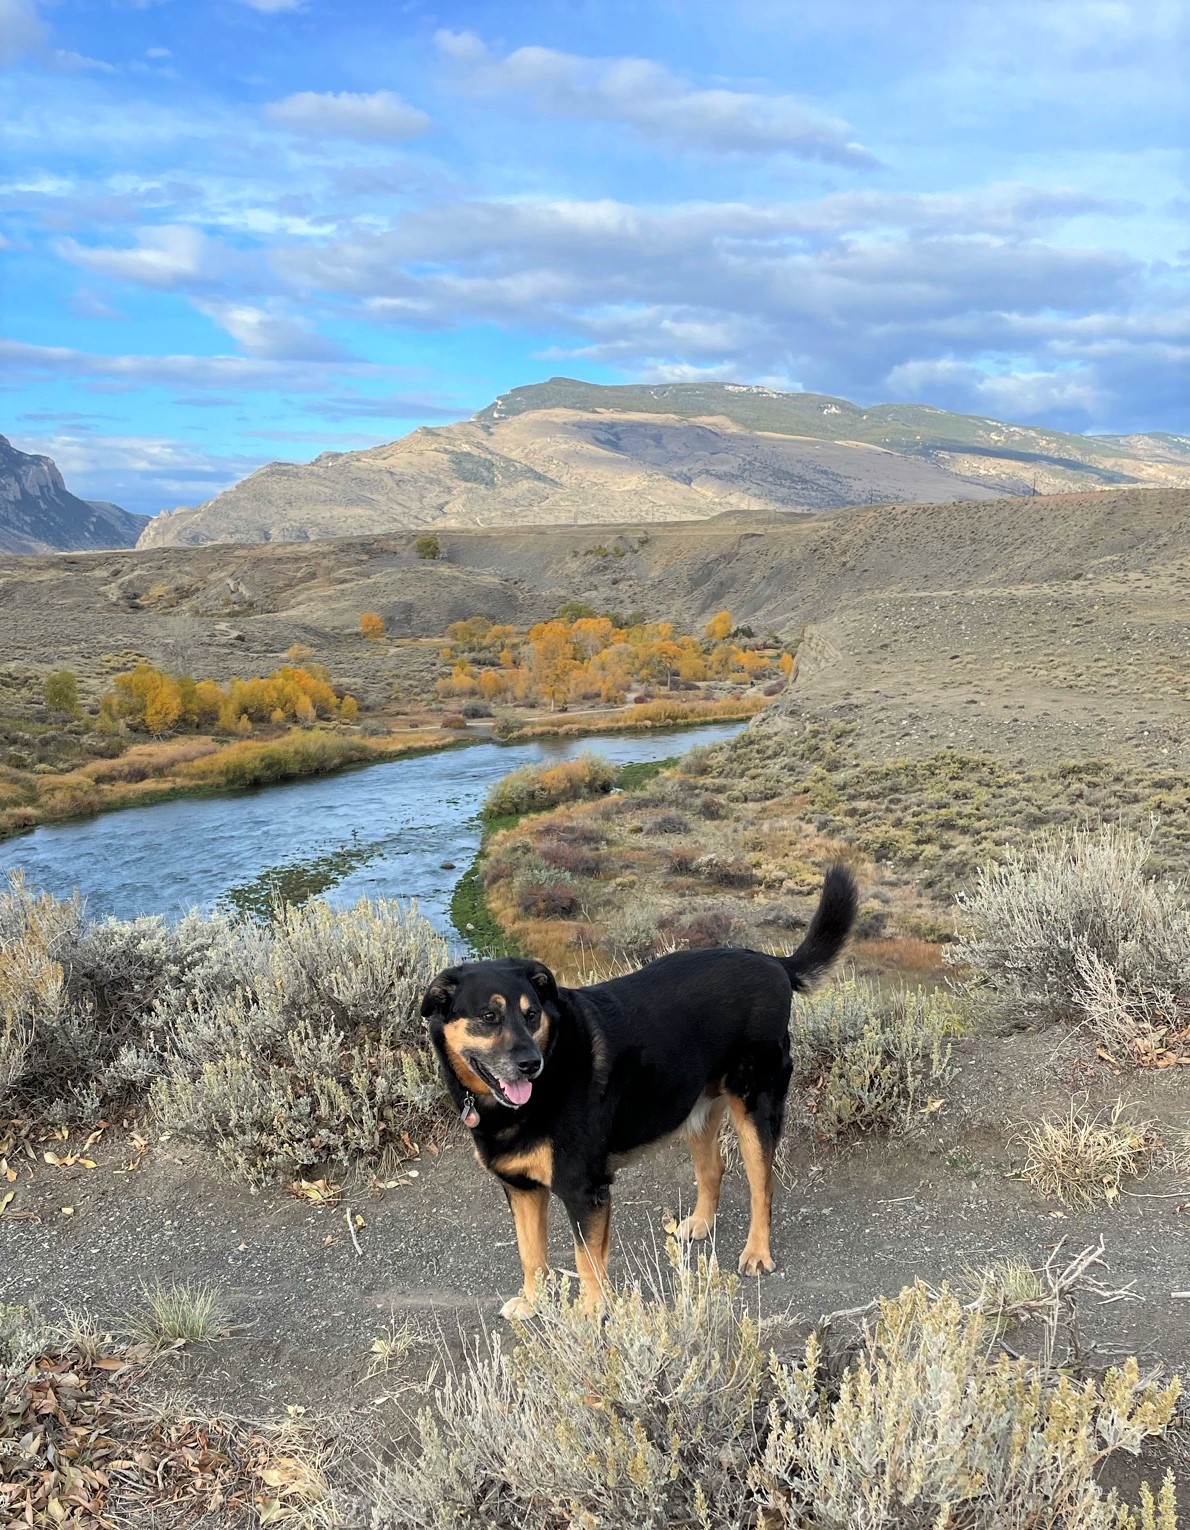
xmin=951 ymin=824 xmax=1190 ymax=1060
xmin=415 ymin=534 xmax=440 ymax=559
xmin=1019 ymin=1099 xmax=1161 ymax=1208
xmin=367 ymin=1244 xmax=1181 ymax=1530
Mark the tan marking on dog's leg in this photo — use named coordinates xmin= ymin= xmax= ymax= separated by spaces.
xmin=491 ymin=1141 xmax=553 ymax=1186
xmin=501 ymin=1184 xmax=550 ymax=1321
xmin=676 ymin=1097 xmax=727 ymax=1242
xmin=573 ymin=1197 xmax=611 ymax=1315
xmin=728 ymin=1095 xmax=776 ymax=1275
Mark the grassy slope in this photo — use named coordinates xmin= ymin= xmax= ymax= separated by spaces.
xmin=478 ymin=377 xmax=1166 ymax=472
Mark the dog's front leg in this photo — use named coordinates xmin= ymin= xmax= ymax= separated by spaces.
xmin=501 ymin=1183 xmax=550 ymax=1321
xmin=563 ymin=1186 xmax=612 ymax=1315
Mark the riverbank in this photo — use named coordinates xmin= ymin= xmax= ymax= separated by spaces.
xmin=0 ymin=725 xmax=461 ymax=842
xmin=449 ymin=754 xmax=678 ymax=955
xmin=492 ymin=694 xmax=769 ymax=741
xmin=0 ymin=692 xmax=775 ymax=845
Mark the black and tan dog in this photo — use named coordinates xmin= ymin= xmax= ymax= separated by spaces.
xmin=421 ymin=864 xmax=857 ymax=1317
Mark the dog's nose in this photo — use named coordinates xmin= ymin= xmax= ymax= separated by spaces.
xmin=515 ymin=1053 xmax=542 ymax=1077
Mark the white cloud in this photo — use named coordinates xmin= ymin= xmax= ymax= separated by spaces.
xmin=884 ymin=358 xmax=1106 ymax=418
xmin=266 ymin=89 xmax=430 ymax=143
xmin=192 ymin=297 xmax=354 ymax=361
xmin=0 ymin=337 xmax=350 ymax=392
xmin=268 ymin=185 xmax=1183 ymax=429
xmin=0 ymin=0 xmax=45 ymax=66
xmin=54 ymin=224 xmax=230 ymax=289
xmin=434 ymin=30 xmax=876 ymax=165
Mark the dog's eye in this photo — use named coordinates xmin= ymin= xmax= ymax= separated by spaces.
xmin=525 ymin=1008 xmax=541 ymax=1028
xmin=480 ymin=1011 xmax=501 ymax=1027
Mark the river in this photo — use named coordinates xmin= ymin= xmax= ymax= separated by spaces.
xmin=0 ymin=723 xmax=742 ymax=932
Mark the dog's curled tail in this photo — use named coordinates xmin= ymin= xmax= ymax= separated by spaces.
xmin=780 ymin=863 xmax=859 ymax=991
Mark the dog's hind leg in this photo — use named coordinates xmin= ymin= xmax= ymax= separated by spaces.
xmin=676 ymin=1095 xmax=728 ymax=1242
xmin=501 ymin=1184 xmax=550 ymax=1321
xmin=727 ymin=1094 xmax=777 ymax=1276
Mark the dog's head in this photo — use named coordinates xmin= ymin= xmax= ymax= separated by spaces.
xmin=421 ymin=957 xmax=559 ymax=1110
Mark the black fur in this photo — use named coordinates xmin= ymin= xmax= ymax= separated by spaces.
xmin=422 ymin=864 xmax=858 ymax=1305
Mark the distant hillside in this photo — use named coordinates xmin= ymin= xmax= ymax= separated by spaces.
xmin=137 ymin=380 xmax=1190 ymax=550
xmin=0 ymin=437 xmax=148 ymax=554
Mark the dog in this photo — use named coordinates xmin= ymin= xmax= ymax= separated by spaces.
xmin=421 ymin=864 xmax=858 ymax=1318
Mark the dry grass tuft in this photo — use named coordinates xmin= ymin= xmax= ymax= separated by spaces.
xmin=1019 ymin=1100 xmax=1161 ymax=1208
xmin=123 ymin=1282 xmax=230 ymax=1347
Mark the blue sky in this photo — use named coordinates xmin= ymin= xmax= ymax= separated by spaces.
xmin=2 ymin=0 xmax=1186 ymax=515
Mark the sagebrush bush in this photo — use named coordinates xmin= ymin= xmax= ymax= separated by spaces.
xmin=0 ymin=871 xmax=256 ymax=1120
xmin=483 ymin=754 xmax=614 ymax=819
xmin=790 ymin=978 xmax=959 ymax=1138
xmin=153 ymin=897 xmax=449 ymax=1180
xmin=949 ymin=824 xmax=1190 ymax=1055
xmin=369 ymin=1251 xmax=765 ymax=1530
xmin=366 ymin=1246 xmax=1181 ymax=1530
xmin=0 ymin=872 xmax=451 ymax=1178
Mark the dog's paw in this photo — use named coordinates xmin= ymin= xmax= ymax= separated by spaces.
xmin=738 ymin=1246 xmax=776 ymax=1277
xmin=500 ymin=1293 xmax=537 ymax=1322
xmin=674 ymin=1213 xmax=713 ymax=1242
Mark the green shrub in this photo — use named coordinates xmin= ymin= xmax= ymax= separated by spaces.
xmin=181 ymin=729 xmax=368 ymax=790
xmin=415 ymin=535 xmax=440 ymax=560
xmin=483 ymin=753 xmax=614 ymax=820
xmin=790 ymin=978 xmax=959 ymax=1139
xmin=366 ymin=1245 xmax=1181 ymax=1530
xmin=43 ymin=669 xmax=80 ymax=716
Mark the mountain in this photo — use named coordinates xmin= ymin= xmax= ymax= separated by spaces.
xmin=136 ymin=381 xmax=1190 ymax=550
xmin=0 ymin=437 xmax=148 ymax=554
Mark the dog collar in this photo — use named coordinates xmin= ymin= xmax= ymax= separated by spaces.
xmin=460 ymin=1092 xmax=480 ymax=1129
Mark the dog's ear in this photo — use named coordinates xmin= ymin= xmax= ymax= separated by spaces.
xmin=525 ymin=962 xmax=559 ymax=1006
xmin=420 ymin=967 xmax=461 ymax=1018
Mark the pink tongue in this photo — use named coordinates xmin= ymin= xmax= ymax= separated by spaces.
xmin=501 ymin=1078 xmax=533 ymax=1106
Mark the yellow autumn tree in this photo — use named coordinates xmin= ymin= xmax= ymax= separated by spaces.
xmin=704 ymin=610 xmax=733 ymax=643
xmin=360 ymin=612 xmax=387 ymax=641
xmin=527 ymin=620 xmax=578 ymax=711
